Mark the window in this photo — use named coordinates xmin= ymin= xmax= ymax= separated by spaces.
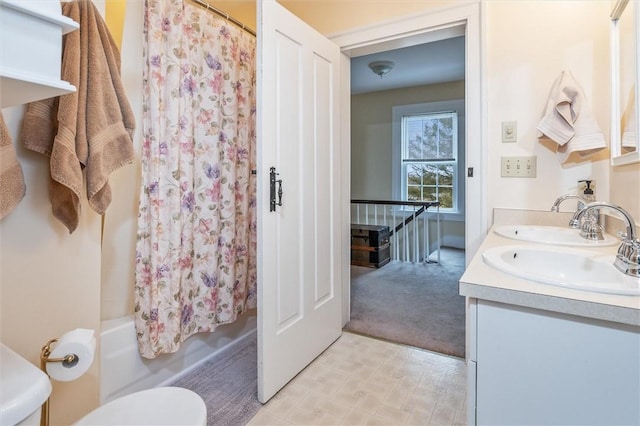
xmin=402 ymin=111 xmax=457 ymax=209
xmin=392 ymin=100 xmax=464 ymax=216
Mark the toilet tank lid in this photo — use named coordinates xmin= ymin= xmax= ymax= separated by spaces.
xmin=0 ymin=343 xmax=52 ymax=426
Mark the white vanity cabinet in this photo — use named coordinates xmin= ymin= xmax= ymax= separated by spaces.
xmin=467 ymin=298 xmax=640 ymax=426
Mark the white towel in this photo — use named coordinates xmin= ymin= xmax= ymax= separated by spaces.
xmin=536 ymin=70 xmax=606 ymax=163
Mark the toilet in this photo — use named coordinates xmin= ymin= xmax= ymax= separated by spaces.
xmin=0 ymin=343 xmax=206 ymax=426
xmin=74 ymin=387 xmax=207 ymax=426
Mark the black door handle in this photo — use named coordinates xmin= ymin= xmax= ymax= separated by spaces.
xmin=270 ymin=167 xmax=283 ymax=212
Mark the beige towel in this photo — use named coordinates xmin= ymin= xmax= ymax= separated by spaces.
xmin=21 ymin=0 xmax=135 ymax=233
xmin=0 ymin=113 xmax=26 ymax=220
xmin=536 ymin=71 xmax=606 ymax=163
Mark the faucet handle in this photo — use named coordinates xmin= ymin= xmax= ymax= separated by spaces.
xmin=579 ymin=217 xmax=604 ymax=241
xmin=614 ymin=239 xmax=640 ymax=277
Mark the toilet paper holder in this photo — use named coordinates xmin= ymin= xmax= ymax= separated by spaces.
xmin=39 ymin=338 xmax=79 ymax=426
xmin=41 ymin=338 xmax=79 ymax=368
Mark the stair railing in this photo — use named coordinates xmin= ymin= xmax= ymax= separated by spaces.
xmin=351 ymin=199 xmax=440 ymax=263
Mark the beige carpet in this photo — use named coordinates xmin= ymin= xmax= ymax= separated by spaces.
xmin=345 ymin=247 xmax=466 ymax=358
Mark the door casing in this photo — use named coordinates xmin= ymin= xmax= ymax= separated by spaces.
xmin=331 ymin=1 xmax=486 ymax=325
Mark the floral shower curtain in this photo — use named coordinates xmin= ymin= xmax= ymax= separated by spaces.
xmin=135 ymin=0 xmax=257 ymax=359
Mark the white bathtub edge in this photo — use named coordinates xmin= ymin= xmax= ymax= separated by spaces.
xmin=100 ymin=310 xmax=257 ymax=404
xmin=156 ymin=326 xmax=257 ymax=388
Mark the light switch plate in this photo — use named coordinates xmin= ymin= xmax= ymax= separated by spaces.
xmin=502 ymin=121 xmax=517 ymax=143
xmin=501 ymin=156 xmax=536 ymax=177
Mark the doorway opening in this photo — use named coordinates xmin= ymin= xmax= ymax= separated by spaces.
xmin=333 ymin=4 xmax=487 ymax=360
xmin=345 ymin=35 xmax=467 ymax=357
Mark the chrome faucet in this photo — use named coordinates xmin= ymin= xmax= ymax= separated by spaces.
xmin=570 ymin=202 xmax=640 ymax=277
xmin=551 ymin=194 xmax=603 ymax=240
xmin=550 ymin=194 xmax=586 ymax=212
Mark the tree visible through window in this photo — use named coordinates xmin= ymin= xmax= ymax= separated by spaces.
xmin=402 ymin=111 xmax=457 ymax=210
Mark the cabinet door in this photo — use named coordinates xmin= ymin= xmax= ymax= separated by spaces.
xmin=476 ymin=300 xmax=640 ymax=426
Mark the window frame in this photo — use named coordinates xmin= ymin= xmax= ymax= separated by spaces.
xmin=392 ymin=99 xmax=465 ymax=220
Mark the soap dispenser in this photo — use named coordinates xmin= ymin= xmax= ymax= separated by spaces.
xmin=580 ymin=180 xmax=596 ymax=202
xmin=577 ymin=179 xmax=603 ymax=240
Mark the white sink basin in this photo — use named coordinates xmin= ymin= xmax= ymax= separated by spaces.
xmin=482 ymin=245 xmax=640 ymax=296
xmin=494 ymin=225 xmax=618 ymax=247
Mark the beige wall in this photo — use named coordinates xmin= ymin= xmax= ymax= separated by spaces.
xmin=610 ymin=162 xmax=640 ymax=221
xmin=214 ymin=0 xmax=256 ymax=30
xmin=485 ymin=1 xmax=612 ymax=213
xmin=292 ymin=0 xmax=628 ymax=219
xmin=0 ymin=2 xmax=108 ymax=422
xmin=0 ymin=117 xmax=102 ymax=424
xmin=351 ymin=81 xmax=465 ymax=199
xmin=351 ymin=82 xmax=466 ymax=248
xmin=100 ymin=1 xmax=257 ymax=321
xmin=0 ymin=2 xmax=255 ymax=423
xmin=1 ymin=0 xmax=638 ymax=423
xmin=279 ymin=0 xmax=455 ymax=36
xmin=100 ymin=0 xmax=143 ymax=321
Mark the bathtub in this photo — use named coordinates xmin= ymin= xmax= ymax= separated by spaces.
xmin=99 ymin=310 xmax=257 ymax=404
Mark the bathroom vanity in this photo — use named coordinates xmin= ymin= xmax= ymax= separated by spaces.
xmin=460 ymin=210 xmax=640 ymax=425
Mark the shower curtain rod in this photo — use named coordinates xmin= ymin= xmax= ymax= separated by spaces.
xmin=188 ymin=0 xmax=256 ymax=37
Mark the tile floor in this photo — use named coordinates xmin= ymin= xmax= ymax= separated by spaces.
xmin=247 ymin=331 xmax=467 ymax=426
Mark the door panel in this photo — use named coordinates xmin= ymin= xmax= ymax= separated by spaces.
xmin=257 ymin=0 xmax=342 ymax=403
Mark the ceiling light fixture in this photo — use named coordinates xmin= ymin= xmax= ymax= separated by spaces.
xmin=368 ymin=60 xmax=395 ymax=78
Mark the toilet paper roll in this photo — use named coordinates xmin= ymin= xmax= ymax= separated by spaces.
xmin=46 ymin=328 xmax=96 ymax=382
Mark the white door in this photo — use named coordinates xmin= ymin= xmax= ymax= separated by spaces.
xmin=256 ymin=0 xmax=343 ymax=403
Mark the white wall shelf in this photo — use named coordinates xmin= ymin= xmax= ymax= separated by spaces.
xmin=0 ymin=0 xmax=79 ymax=108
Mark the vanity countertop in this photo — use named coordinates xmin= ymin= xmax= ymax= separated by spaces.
xmin=460 ymin=210 xmax=640 ymax=327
